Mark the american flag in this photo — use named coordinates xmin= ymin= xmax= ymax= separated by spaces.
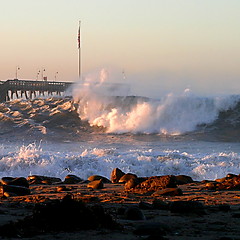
xmin=78 ymin=23 xmax=81 ymax=49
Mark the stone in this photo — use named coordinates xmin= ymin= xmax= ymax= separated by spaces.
xmin=3 ymin=192 xmax=18 ymax=197
xmin=124 ymin=178 xmax=139 ymax=190
xmin=124 ymin=206 xmax=145 ymax=220
xmin=27 ymin=175 xmax=62 ymax=185
xmin=0 ymin=194 xmax=119 ymax=238
xmin=152 ymin=188 xmax=183 ymax=196
xmin=0 ymin=185 xmax=30 ymax=196
xmin=169 ymin=201 xmax=205 ymax=214
xmin=205 ymin=181 xmax=217 ymax=190
xmin=63 ymin=174 xmax=83 ymax=184
xmin=87 ymin=179 xmax=104 ymax=189
xmin=1 ymin=177 xmax=29 ymax=188
xmin=87 ymin=175 xmax=111 ymax=183
xmin=110 ymin=168 xmax=125 ymax=183
xmin=119 ymin=173 xmax=137 ymax=183
xmin=175 ymin=175 xmax=193 ymax=185
xmin=56 ymin=186 xmax=70 ymax=192
xmin=134 ymin=175 xmax=177 ymax=193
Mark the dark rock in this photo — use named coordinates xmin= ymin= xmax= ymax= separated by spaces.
xmin=169 ymin=201 xmax=205 ymax=214
xmin=134 ymin=175 xmax=177 ymax=193
xmin=88 ymin=175 xmax=111 ymax=183
xmin=56 ymin=186 xmax=70 ymax=192
xmin=1 ymin=177 xmax=29 ymax=188
xmin=124 ymin=178 xmax=139 ymax=190
xmin=175 ymin=175 xmax=193 ymax=185
xmin=87 ymin=179 xmax=104 ymax=189
xmin=3 ymin=192 xmax=18 ymax=197
xmin=124 ymin=206 xmax=145 ymax=220
xmin=110 ymin=168 xmax=125 ymax=183
xmin=0 ymin=194 xmax=119 ymax=238
xmin=205 ymin=181 xmax=218 ymax=190
xmin=63 ymin=174 xmax=83 ymax=184
xmin=27 ymin=175 xmax=62 ymax=185
xmin=133 ymin=222 xmax=168 ymax=235
xmin=0 ymin=185 xmax=30 ymax=197
xmin=152 ymin=188 xmax=183 ymax=196
xmin=119 ymin=173 xmax=137 ymax=183
xmin=226 ymin=173 xmax=238 ymax=179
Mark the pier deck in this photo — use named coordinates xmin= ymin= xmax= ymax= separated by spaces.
xmin=0 ymin=79 xmax=73 ymax=102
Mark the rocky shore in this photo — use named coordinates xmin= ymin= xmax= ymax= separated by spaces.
xmin=0 ymin=169 xmax=240 ymax=239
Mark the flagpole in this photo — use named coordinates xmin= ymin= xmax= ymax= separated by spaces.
xmin=78 ymin=21 xmax=81 ymax=80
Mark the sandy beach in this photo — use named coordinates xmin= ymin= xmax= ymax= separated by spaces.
xmin=1 ymin=175 xmax=240 ymax=240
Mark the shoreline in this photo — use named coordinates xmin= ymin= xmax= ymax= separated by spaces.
xmin=1 ymin=176 xmax=240 ymax=239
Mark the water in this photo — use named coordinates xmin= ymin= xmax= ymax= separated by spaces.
xmin=1 ymin=82 xmax=240 ymax=181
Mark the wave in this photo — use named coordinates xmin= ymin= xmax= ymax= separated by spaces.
xmin=1 ymin=92 xmax=240 ymax=137
xmin=0 ymin=142 xmax=239 ymax=181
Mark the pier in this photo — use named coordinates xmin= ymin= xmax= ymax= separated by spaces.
xmin=0 ymin=79 xmax=73 ymax=102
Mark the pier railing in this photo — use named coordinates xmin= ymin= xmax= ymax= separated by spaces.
xmin=0 ymin=79 xmax=73 ymax=102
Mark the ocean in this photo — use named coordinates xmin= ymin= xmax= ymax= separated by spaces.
xmin=0 ymin=83 xmax=240 ymax=181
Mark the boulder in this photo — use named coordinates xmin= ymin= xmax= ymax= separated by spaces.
xmin=27 ymin=175 xmax=62 ymax=185
xmin=0 ymin=185 xmax=30 ymax=197
xmin=63 ymin=174 xmax=83 ymax=184
xmin=110 ymin=168 xmax=125 ymax=183
xmin=1 ymin=177 xmax=29 ymax=188
xmin=152 ymin=188 xmax=183 ymax=196
xmin=87 ymin=179 xmax=104 ymax=189
xmin=133 ymin=175 xmax=177 ymax=193
xmin=119 ymin=173 xmax=137 ymax=183
xmin=175 ymin=175 xmax=193 ymax=185
xmin=124 ymin=206 xmax=145 ymax=220
xmin=88 ymin=175 xmax=111 ymax=183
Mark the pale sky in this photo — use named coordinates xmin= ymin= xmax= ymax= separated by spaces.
xmin=1 ymin=0 xmax=240 ymax=97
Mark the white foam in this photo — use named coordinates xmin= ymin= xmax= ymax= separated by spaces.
xmin=0 ymin=142 xmax=239 ymax=181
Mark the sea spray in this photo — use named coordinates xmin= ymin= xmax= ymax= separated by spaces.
xmin=0 ymin=142 xmax=240 ymax=181
xmin=73 ymin=76 xmax=240 ymax=134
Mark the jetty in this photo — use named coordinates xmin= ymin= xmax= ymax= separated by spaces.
xmin=0 ymin=79 xmax=73 ymax=102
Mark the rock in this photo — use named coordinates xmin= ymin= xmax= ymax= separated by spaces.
xmin=110 ymin=168 xmax=125 ymax=183
xmin=56 ymin=186 xmax=70 ymax=192
xmin=133 ymin=222 xmax=168 ymax=236
xmin=152 ymin=199 xmax=169 ymax=210
xmin=0 ymin=185 xmax=30 ymax=197
xmin=124 ymin=178 xmax=139 ymax=190
xmin=175 ymin=175 xmax=193 ymax=185
xmin=169 ymin=201 xmax=205 ymax=214
xmin=124 ymin=206 xmax=145 ymax=220
xmin=119 ymin=173 xmax=138 ymax=183
xmin=87 ymin=179 xmax=104 ymax=189
xmin=226 ymin=173 xmax=238 ymax=179
xmin=205 ymin=181 xmax=218 ymax=190
xmin=27 ymin=175 xmax=62 ymax=185
xmin=133 ymin=175 xmax=177 ymax=193
xmin=0 ymin=194 xmax=119 ymax=238
xmin=88 ymin=175 xmax=111 ymax=183
xmin=152 ymin=188 xmax=183 ymax=196
xmin=3 ymin=192 xmax=18 ymax=197
xmin=63 ymin=174 xmax=83 ymax=184
xmin=1 ymin=177 xmax=29 ymax=188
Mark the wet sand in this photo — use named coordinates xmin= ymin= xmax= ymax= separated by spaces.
xmin=1 ymin=181 xmax=240 ymax=239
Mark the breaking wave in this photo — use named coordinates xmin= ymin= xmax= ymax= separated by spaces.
xmin=1 ymin=92 xmax=240 ymax=137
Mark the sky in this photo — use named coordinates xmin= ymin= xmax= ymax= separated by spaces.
xmin=1 ymin=0 xmax=240 ymax=97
